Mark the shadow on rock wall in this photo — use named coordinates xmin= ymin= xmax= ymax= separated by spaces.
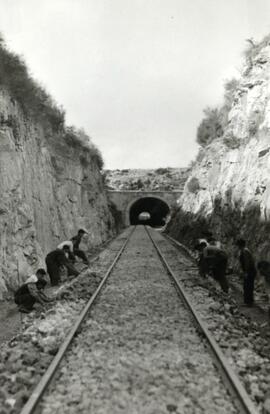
xmin=108 ymin=201 xmax=125 ymax=233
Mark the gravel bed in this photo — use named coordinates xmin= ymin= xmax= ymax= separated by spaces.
xmin=0 ymin=230 xmax=131 ymax=414
xmin=229 ymin=273 xmax=269 ymax=313
xmin=151 ymin=229 xmax=270 ymax=413
xmin=40 ymin=226 xmax=237 ymax=414
xmin=0 ymin=302 xmax=21 ymax=344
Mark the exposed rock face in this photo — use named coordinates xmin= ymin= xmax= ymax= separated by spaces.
xmin=168 ymin=39 xmax=270 ymax=261
xmin=0 ymin=89 xmax=114 ymax=296
xmin=105 ymin=168 xmax=188 ymax=191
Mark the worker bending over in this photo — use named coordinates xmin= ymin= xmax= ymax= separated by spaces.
xmin=235 ymin=239 xmax=257 ymax=306
xmin=46 ymin=245 xmax=79 ymax=286
xmin=57 ymin=240 xmax=76 ymax=264
xmin=196 ymin=239 xmax=209 ymax=278
xmin=70 ymin=229 xmax=89 ymax=265
xmin=14 ymin=269 xmax=53 ymax=313
xmin=195 ymin=242 xmax=229 ymax=293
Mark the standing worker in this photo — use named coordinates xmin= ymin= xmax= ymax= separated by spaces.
xmin=70 ymin=229 xmax=89 ymax=265
xmin=14 ymin=269 xmax=53 ymax=313
xmin=257 ymin=261 xmax=270 ymax=317
xmin=235 ymin=239 xmax=257 ymax=306
xmin=45 ymin=245 xmax=79 ymax=286
xmin=195 ymin=242 xmax=229 ymax=293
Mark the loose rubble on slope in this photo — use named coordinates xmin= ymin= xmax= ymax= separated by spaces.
xmin=152 ymin=231 xmax=270 ymax=414
xmin=0 ymin=230 xmax=130 ymax=414
xmin=104 ymin=168 xmax=188 ymax=191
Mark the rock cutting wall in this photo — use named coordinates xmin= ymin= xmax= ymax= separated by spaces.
xmin=0 ymin=89 xmax=115 ymax=296
xmin=168 ymin=38 xmax=270 ymax=262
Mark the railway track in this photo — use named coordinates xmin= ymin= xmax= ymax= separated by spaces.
xmin=20 ymin=226 xmax=258 ymax=414
xmin=150 ymin=230 xmax=270 ymax=410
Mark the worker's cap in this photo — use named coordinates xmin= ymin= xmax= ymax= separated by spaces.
xmin=62 ymin=244 xmax=71 ymax=250
xmin=78 ymin=228 xmax=88 ymax=234
xmin=235 ymin=238 xmax=246 ymax=247
xmin=194 ymin=241 xmax=207 ymax=250
xmin=36 ymin=268 xmax=46 ymax=276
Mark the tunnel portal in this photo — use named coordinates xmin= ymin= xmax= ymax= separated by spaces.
xmin=129 ymin=197 xmax=170 ymax=227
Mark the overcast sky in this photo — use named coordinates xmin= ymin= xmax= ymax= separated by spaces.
xmin=1 ymin=1 xmax=270 ymax=169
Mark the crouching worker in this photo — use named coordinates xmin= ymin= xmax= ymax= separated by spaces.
xmin=45 ymin=245 xmax=79 ymax=286
xmin=70 ymin=229 xmax=89 ymax=265
xmin=195 ymin=242 xmax=229 ymax=293
xmin=14 ymin=269 xmax=53 ymax=313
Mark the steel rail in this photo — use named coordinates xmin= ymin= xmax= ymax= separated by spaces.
xmin=145 ymin=226 xmax=258 ymax=414
xmin=20 ymin=226 xmax=136 ymax=414
xmin=163 ymin=233 xmax=197 ymax=263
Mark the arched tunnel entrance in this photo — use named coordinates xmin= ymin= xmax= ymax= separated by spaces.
xmin=129 ymin=197 xmax=170 ymax=227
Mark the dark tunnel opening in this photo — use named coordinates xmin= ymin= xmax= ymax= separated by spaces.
xmin=129 ymin=197 xmax=170 ymax=227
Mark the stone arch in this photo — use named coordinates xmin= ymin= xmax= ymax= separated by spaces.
xmin=126 ymin=196 xmax=171 ymax=227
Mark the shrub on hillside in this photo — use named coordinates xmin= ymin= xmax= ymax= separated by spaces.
xmin=91 ymin=147 xmax=104 ymax=170
xmin=196 ymin=107 xmax=223 ymax=147
xmin=243 ymin=35 xmax=270 ymax=76
xmin=0 ymin=35 xmax=64 ymax=132
xmin=244 ymin=35 xmax=270 ymax=62
xmin=187 ymin=177 xmax=200 ymax=193
xmin=64 ymin=127 xmax=104 ymax=170
xmin=0 ymin=35 xmax=105 ymax=169
xmin=221 ymin=78 xmax=240 ymax=127
xmin=64 ymin=127 xmax=83 ymax=149
xmin=196 ymin=78 xmax=240 ymax=148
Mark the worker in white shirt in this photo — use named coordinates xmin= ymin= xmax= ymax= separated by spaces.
xmin=57 ymin=240 xmax=76 ymax=263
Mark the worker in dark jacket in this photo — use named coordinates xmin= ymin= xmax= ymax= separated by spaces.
xmin=195 ymin=239 xmax=209 ymax=278
xmin=195 ymin=242 xmax=229 ymax=293
xmin=257 ymin=261 xmax=270 ymax=317
xmin=45 ymin=245 xmax=79 ymax=286
xmin=70 ymin=229 xmax=89 ymax=265
xmin=14 ymin=269 xmax=53 ymax=313
xmin=236 ymin=239 xmax=257 ymax=306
